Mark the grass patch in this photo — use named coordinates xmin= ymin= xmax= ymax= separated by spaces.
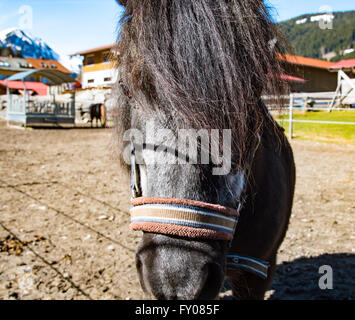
xmin=274 ymin=110 xmax=355 ymax=145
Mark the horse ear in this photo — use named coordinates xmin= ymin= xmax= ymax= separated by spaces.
xmin=116 ymin=0 xmax=127 ymax=6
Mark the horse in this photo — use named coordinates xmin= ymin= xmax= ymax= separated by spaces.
xmin=89 ymin=103 xmax=107 ymax=128
xmin=114 ymin=0 xmax=296 ymax=300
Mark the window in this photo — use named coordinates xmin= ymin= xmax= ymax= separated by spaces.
xmin=88 ymin=79 xmax=95 ymax=84
xmin=86 ymin=55 xmax=95 ymax=65
xmin=0 ymin=61 xmax=11 ymax=68
xmin=50 ymin=63 xmax=57 ymax=69
xmin=41 ymin=62 xmax=48 ymax=68
xmin=104 ymin=77 xmax=112 ymax=82
xmin=102 ymin=52 xmax=110 ymax=63
xmin=19 ymin=62 xmax=33 ymax=69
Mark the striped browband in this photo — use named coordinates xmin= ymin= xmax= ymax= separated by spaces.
xmin=130 ymin=197 xmax=239 ymax=241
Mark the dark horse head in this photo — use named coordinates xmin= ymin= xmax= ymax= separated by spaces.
xmin=114 ymin=0 xmax=295 ymax=300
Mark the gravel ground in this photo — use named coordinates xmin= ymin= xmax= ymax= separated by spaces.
xmin=0 ymin=121 xmax=354 ymax=300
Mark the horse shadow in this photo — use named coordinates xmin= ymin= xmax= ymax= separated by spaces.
xmin=268 ymin=253 xmax=355 ymax=300
xmin=221 ymin=253 xmax=354 ymax=300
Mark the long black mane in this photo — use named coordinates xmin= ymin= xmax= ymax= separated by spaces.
xmin=115 ymin=0 xmax=288 ymax=170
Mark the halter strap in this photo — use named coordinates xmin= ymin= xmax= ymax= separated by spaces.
xmin=227 ymin=254 xmax=269 ymax=279
xmin=130 ymin=197 xmax=239 ymax=241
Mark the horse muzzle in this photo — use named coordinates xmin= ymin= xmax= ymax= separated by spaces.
xmin=135 ymin=232 xmax=227 ymax=300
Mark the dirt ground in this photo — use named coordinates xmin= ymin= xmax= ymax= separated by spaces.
xmin=0 ymin=120 xmax=354 ymax=300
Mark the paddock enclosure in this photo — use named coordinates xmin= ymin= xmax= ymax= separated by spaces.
xmin=4 ymin=70 xmax=76 ymax=127
xmin=0 ymin=121 xmax=354 ymax=300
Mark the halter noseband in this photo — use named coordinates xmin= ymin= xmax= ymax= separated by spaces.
xmin=129 ymin=140 xmax=269 ymax=279
xmin=131 ymin=197 xmax=239 ymax=241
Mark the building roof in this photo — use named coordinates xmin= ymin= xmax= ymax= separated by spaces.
xmin=5 ymin=69 xmax=76 ymax=85
xmin=71 ymin=44 xmax=115 ymax=56
xmin=0 ymin=57 xmax=33 ymax=71
xmin=25 ymin=58 xmax=71 ymax=74
xmin=0 ymin=57 xmax=71 ymax=74
xmin=0 ymin=80 xmax=48 ymax=95
xmin=281 ymin=54 xmax=335 ymax=69
xmin=329 ymin=59 xmax=355 ymax=70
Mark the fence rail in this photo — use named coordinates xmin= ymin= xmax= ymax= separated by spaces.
xmin=277 ymin=119 xmax=355 ymax=125
xmin=263 ymin=91 xmax=354 ymax=110
xmin=270 ymin=93 xmax=355 ymax=139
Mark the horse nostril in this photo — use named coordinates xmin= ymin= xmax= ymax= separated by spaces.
xmin=135 ymin=255 xmax=149 ymax=294
xmin=135 ymin=253 xmax=142 ymax=273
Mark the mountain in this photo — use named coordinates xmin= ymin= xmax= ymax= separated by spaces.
xmin=0 ymin=28 xmax=82 ymax=73
xmin=0 ymin=28 xmax=59 ymax=60
xmin=278 ymin=11 xmax=355 ymax=62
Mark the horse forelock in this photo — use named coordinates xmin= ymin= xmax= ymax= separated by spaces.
xmin=115 ymin=0 xmax=288 ymax=170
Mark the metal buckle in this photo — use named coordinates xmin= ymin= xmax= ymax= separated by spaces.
xmin=232 ymin=257 xmax=239 ymax=264
xmin=130 ymin=143 xmax=141 ymax=199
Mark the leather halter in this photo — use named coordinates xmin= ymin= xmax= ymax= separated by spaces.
xmin=129 ymin=139 xmax=269 ymax=279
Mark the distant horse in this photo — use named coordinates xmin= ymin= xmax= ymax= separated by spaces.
xmin=114 ymin=0 xmax=295 ymax=300
xmin=89 ymin=103 xmax=107 ymax=128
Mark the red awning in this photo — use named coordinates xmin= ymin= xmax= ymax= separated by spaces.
xmin=280 ymin=74 xmax=305 ymax=83
xmin=0 ymin=80 xmax=48 ymax=95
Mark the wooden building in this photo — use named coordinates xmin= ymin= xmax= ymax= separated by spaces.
xmin=70 ymin=44 xmax=341 ymax=93
xmin=282 ymin=54 xmax=338 ymax=92
xmin=72 ymin=44 xmax=118 ymax=88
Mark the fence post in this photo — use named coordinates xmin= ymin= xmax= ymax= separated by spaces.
xmin=303 ymin=96 xmax=308 ymax=113
xmin=289 ymin=93 xmax=294 ymax=139
xmin=6 ymin=87 xmax=10 ymax=127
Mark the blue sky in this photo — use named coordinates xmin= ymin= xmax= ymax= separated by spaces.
xmin=0 ymin=0 xmax=354 ymax=55
xmin=268 ymin=0 xmax=354 ymax=21
xmin=0 ymin=0 xmax=125 ymax=55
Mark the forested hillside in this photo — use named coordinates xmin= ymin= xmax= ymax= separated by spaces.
xmin=278 ymin=11 xmax=355 ymax=61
